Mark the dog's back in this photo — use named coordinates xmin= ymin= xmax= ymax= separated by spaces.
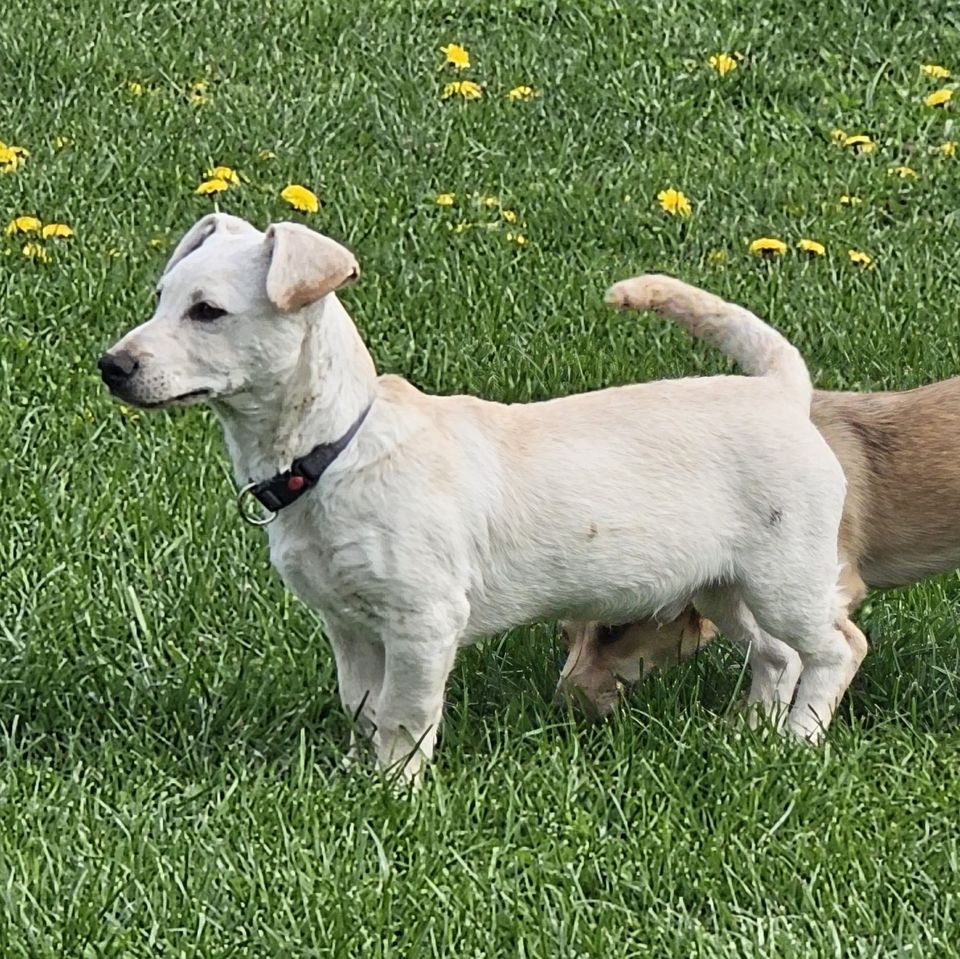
xmin=813 ymin=379 xmax=960 ymax=588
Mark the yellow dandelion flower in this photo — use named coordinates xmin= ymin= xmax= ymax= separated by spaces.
xmin=0 ymin=142 xmax=28 ymax=173
xmin=888 ymin=165 xmax=917 ymax=178
xmin=831 ymin=128 xmax=847 ymax=143
xmin=280 ymin=184 xmax=320 ymax=213
xmin=797 ymin=239 xmax=826 ymax=256
xmin=482 ymin=195 xmax=499 ymax=208
xmin=749 ymin=237 xmax=788 ymax=256
xmin=839 ymin=194 xmax=863 ymax=205
xmin=188 ymin=80 xmax=209 ymax=105
xmin=501 ymin=209 xmax=518 ymax=224
xmin=127 ymin=81 xmax=145 ymax=96
xmin=848 ymin=249 xmax=873 ymax=268
xmin=195 ymin=178 xmax=229 ymax=196
xmin=41 ymin=223 xmax=73 ymax=239
xmin=442 ymin=80 xmax=482 ymax=100
xmin=258 ymin=149 xmax=277 ymax=161
xmin=506 ymin=232 xmax=527 ymax=246
xmin=21 ymin=242 xmax=48 ymax=262
xmin=925 ymin=88 xmax=953 ymax=107
xmin=53 ymin=135 xmax=72 ymax=150
xmin=440 ymin=43 xmax=470 ymax=70
xmin=206 ymin=165 xmax=240 ymax=185
xmin=708 ymin=53 xmax=738 ymax=77
xmin=507 ymin=85 xmax=535 ymax=101
xmin=5 ymin=216 xmax=42 ymax=236
xmin=842 ymin=134 xmax=876 ymax=154
xmin=435 ymin=193 xmax=455 ymax=206
xmin=938 ymin=141 xmax=957 ymax=157
xmin=657 ymin=189 xmax=692 ymax=217
xmin=921 ymin=64 xmax=951 ymax=79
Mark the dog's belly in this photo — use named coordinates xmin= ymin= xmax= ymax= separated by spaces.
xmin=861 ymin=545 xmax=960 ymax=590
xmin=460 ymin=525 xmax=730 ymax=640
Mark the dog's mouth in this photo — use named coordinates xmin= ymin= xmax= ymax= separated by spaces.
xmin=129 ymin=388 xmax=212 ymax=410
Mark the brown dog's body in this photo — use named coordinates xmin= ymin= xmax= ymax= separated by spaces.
xmin=558 ymin=371 xmax=960 ymax=718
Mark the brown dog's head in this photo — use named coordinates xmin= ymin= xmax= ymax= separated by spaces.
xmin=555 ymin=607 xmax=717 ymax=720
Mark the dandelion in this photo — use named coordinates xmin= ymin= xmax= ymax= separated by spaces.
xmin=888 ymin=165 xmax=917 ymax=178
xmin=848 ymin=249 xmax=873 ymax=268
xmin=925 ymin=88 xmax=953 ymax=107
xmin=708 ymin=53 xmax=738 ymax=77
xmin=921 ymin=64 xmax=951 ymax=79
xmin=188 ymin=80 xmax=209 ymax=105
xmin=0 ymin=141 xmax=29 ymax=173
xmin=258 ymin=149 xmax=277 ymax=161
xmin=507 ymin=85 xmax=535 ymax=101
xmin=749 ymin=237 xmax=788 ymax=256
xmin=501 ymin=209 xmax=518 ymax=223
xmin=939 ymin=141 xmax=957 ymax=157
xmin=482 ymin=195 xmax=499 ymax=208
xmin=127 ymin=81 xmax=145 ymax=96
xmin=798 ymin=239 xmax=826 ymax=256
xmin=41 ymin=223 xmax=73 ymax=239
xmin=435 ymin=193 xmax=455 ymax=207
xmin=206 ymin=165 xmax=240 ymax=185
xmin=195 ymin=178 xmax=229 ymax=195
xmin=440 ymin=43 xmax=470 ymax=70
xmin=506 ymin=232 xmax=527 ymax=246
xmin=280 ymin=184 xmax=320 ymax=213
xmin=842 ymin=134 xmax=876 ymax=154
xmin=831 ymin=128 xmax=847 ymax=143
xmin=5 ymin=216 xmax=41 ymax=236
xmin=840 ymin=194 xmax=863 ymax=205
xmin=657 ymin=189 xmax=692 ymax=217
xmin=442 ymin=80 xmax=482 ymax=100
xmin=21 ymin=242 xmax=48 ymax=261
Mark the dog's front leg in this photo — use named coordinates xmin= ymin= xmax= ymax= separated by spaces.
xmin=328 ymin=631 xmax=385 ymax=760
xmin=373 ymin=632 xmax=459 ymax=784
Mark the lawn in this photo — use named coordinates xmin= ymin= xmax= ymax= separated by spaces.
xmin=2 ymin=1 xmax=959 ymax=955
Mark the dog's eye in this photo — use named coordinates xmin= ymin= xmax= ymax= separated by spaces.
xmin=188 ymin=302 xmax=227 ymax=323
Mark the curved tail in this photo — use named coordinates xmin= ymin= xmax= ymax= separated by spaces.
xmin=606 ymin=274 xmax=812 ymax=407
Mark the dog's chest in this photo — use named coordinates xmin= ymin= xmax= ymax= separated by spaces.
xmin=263 ymin=499 xmax=404 ymax=631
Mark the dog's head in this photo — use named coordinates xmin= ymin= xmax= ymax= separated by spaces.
xmin=555 ymin=607 xmax=717 ymax=720
xmin=98 ymin=213 xmax=359 ymax=409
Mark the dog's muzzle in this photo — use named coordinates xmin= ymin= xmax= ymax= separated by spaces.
xmin=98 ymin=350 xmax=139 ymax=394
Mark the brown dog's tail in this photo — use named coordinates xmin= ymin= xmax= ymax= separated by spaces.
xmin=605 ymin=274 xmax=811 ymax=407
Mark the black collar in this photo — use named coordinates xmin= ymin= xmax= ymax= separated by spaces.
xmin=238 ymin=403 xmax=372 ymax=523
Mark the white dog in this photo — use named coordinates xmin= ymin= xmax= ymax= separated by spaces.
xmin=99 ymin=213 xmax=861 ymax=781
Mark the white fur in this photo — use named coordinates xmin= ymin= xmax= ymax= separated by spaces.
xmin=102 ymin=214 xmax=854 ymax=780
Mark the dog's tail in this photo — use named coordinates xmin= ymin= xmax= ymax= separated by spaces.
xmin=605 ymin=274 xmax=811 ymax=406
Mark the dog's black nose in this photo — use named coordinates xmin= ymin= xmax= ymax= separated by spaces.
xmin=97 ymin=350 xmax=139 ymax=388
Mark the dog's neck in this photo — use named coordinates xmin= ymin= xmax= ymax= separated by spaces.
xmin=213 ymin=294 xmax=377 ymax=484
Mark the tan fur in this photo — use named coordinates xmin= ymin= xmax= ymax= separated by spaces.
xmin=559 ymin=378 xmax=960 ymax=717
xmin=265 ymin=222 xmax=359 ymax=312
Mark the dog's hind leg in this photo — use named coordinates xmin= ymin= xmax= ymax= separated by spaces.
xmin=694 ymin=588 xmax=802 ymax=730
xmin=787 ymin=617 xmax=868 ymax=742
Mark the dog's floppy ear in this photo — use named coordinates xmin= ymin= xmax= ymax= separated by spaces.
xmin=264 ymin=222 xmax=359 ymax=312
xmin=163 ymin=213 xmax=258 ymax=277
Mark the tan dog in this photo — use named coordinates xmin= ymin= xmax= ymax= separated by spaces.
xmin=558 ymin=287 xmax=960 ymax=719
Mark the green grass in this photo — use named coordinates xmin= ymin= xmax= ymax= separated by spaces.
xmin=2 ymin=1 xmax=960 ymax=955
